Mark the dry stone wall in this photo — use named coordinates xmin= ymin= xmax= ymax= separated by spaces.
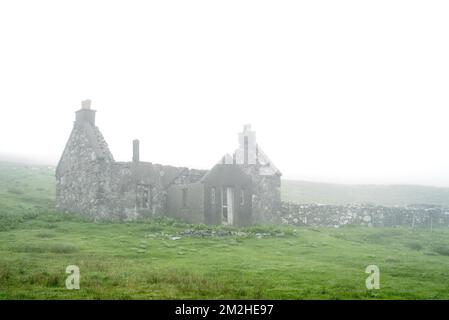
xmin=280 ymin=202 xmax=449 ymax=228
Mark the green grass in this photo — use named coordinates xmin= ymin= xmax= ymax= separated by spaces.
xmin=0 ymin=161 xmax=55 ymax=231
xmin=1 ymin=161 xmax=449 ymax=299
xmin=2 ymin=216 xmax=449 ymax=299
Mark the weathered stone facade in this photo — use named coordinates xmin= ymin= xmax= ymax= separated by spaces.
xmin=227 ymin=124 xmax=282 ymax=224
xmin=56 ymin=101 xmax=282 ymax=225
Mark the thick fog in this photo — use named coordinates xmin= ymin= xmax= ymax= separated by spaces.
xmin=1 ymin=1 xmax=449 ymax=186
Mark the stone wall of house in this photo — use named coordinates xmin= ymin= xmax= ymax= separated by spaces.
xmin=240 ymin=165 xmax=282 ymax=224
xmin=57 ymin=103 xmax=282 ymax=224
xmin=102 ymin=162 xmax=139 ymax=220
xmin=166 ymin=182 xmax=205 ymax=224
xmin=57 ymin=122 xmax=209 ymax=221
xmin=56 ymin=122 xmax=114 ymax=219
xmin=279 ymin=202 xmax=449 ymax=228
xmin=251 ymin=174 xmax=282 ymax=224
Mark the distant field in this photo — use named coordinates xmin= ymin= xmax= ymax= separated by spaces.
xmin=0 ymin=161 xmax=55 ymax=231
xmin=1 ymin=161 xmax=449 ymax=299
xmin=282 ymin=179 xmax=449 ymax=206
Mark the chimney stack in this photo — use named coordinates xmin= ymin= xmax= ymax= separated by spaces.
xmin=81 ymin=99 xmax=91 ymax=110
xmin=237 ymin=124 xmax=257 ymax=165
xmin=75 ymin=99 xmax=96 ymax=125
xmin=133 ymin=139 xmax=140 ymax=163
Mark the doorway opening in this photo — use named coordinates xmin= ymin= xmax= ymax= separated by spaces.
xmin=221 ymin=187 xmax=234 ymax=225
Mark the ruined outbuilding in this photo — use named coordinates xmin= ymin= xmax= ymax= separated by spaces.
xmin=56 ymin=100 xmax=282 ymax=226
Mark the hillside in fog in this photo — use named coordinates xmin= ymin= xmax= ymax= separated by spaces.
xmin=282 ymin=179 xmax=449 ymax=206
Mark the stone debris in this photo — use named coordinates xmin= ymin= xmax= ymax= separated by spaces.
xmin=178 ymin=229 xmax=242 ymax=238
xmin=175 ymin=227 xmax=291 ymax=239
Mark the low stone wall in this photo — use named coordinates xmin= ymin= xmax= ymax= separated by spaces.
xmin=279 ymin=202 xmax=449 ymax=228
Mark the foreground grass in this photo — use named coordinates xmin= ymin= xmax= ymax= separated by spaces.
xmin=1 ymin=215 xmax=449 ymax=299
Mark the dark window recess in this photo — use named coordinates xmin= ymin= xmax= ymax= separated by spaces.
xmin=137 ymin=184 xmax=151 ymax=209
xmin=222 ymin=187 xmax=228 ymax=222
xmin=211 ymin=187 xmax=216 ymax=205
xmin=143 ymin=190 xmax=149 ymax=208
xmin=240 ymin=189 xmax=245 ymax=206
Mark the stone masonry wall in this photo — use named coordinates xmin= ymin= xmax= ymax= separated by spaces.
xmin=252 ymin=174 xmax=282 ymax=224
xmin=56 ymin=123 xmax=113 ymax=219
xmin=57 ymin=104 xmax=282 ymax=224
xmin=240 ymin=165 xmax=282 ymax=224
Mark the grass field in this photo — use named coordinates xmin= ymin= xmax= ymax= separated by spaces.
xmin=1 ymin=161 xmax=449 ymax=299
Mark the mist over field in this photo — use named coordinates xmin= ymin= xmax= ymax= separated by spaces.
xmin=1 ymin=1 xmax=449 ymax=188
xmin=282 ymin=180 xmax=449 ymax=207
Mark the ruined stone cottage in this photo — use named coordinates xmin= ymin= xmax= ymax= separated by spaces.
xmin=56 ymin=100 xmax=282 ymax=226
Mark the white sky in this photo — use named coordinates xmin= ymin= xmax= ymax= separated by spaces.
xmin=1 ymin=1 xmax=449 ymax=187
